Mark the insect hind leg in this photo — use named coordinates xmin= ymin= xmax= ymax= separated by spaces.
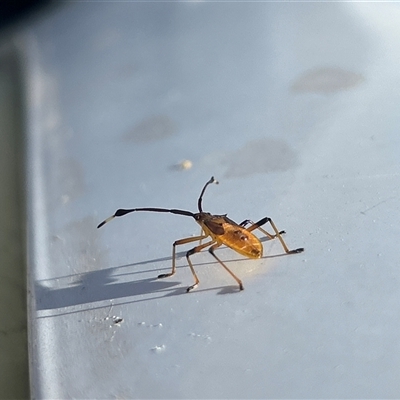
xmin=239 ymin=219 xmax=285 ymax=238
xmin=208 ymin=243 xmax=244 ymax=291
xmin=243 ymin=217 xmax=304 ymax=254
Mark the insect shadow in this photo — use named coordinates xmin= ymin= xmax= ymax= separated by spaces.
xmin=98 ymin=176 xmax=304 ymax=293
xmin=35 ymin=265 xmax=179 ymax=313
xmin=35 ymin=239 xmax=292 ymax=315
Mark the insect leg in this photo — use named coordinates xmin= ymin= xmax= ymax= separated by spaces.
xmin=199 ymin=228 xmax=205 ymax=245
xmin=245 ymin=217 xmax=304 ymax=254
xmin=185 ymin=239 xmax=216 ymax=292
xmin=208 ymin=243 xmax=244 ymax=291
xmin=239 ymin=219 xmax=285 ymax=238
xmin=158 ymin=235 xmax=208 ymax=279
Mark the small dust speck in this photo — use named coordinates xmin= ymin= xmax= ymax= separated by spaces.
xmin=179 ymin=159 xmax=193 ymax=170
xmin=188 ymin=332 xmax=212 ymax=342
xmin=151 ymin=345 xmax=166 ymax=353
xmin=112 ymin=316 xmax=123 ymax=325
xmin=170 ymin=159 xmax=193 ymax=171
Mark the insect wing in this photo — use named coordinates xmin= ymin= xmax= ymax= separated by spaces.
xmin=203 ymin=218 xmax=225 ymax=235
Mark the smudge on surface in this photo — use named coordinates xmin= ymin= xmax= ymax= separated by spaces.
xmin=223 ymin=138 xmax=298 ymax=178
xmin=291 ymin=67 xmax=364 ymax=94
xmin=57 ymin=158 xmax=85 ymax=204
xmin=125 ymin=115 xmax=177 ymax=143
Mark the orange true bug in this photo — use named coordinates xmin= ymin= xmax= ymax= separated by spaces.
xmin=97 ymin=177 xmax=304 ymax=292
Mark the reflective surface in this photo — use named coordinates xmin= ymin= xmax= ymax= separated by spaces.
xmin=22 ymin=2 xmax=400 ymax=398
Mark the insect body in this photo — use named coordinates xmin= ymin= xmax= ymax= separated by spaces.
xmin=97 ymin=177 xmax=304 ymax=292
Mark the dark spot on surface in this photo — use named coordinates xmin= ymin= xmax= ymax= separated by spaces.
xmin=291 ymin=67 xmax=364 ymax=94
xmin=113 ymin=316 xmax=123 ymax=324
xmin=223 ymin=138 xmax=298 ymax=178
xmin=124 ymin=115 xmax=177 ymax=143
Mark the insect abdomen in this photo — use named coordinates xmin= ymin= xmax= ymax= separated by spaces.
xmin=219 ymin=225 xmax=263 ymax=259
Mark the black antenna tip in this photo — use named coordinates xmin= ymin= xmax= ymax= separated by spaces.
xmin=97 ymin=221 xmax=106 ymax=229
xmin=97 ymin=214 xmax=116 ymax=228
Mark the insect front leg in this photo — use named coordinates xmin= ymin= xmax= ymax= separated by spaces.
xmin=208 ymin=243 xmax=244 ymax=291
xmin=185 ymin=239 xmax=216 ymax=292
xmin=158 ymin=235 xmax=208 ymax=280
xmin=244 ymin=217 xmax=304 ymax=254
xmin=199 ymin=228 xmax=205 ymax=245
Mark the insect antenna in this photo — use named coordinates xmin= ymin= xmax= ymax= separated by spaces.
xmin=197 ymin=176 xmax=219 ymax=212
xmin=97 ymin=207 xmax=194 ymax=229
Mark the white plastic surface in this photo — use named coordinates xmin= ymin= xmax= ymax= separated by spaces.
xmin=25 ymin=3 xmax=400 ymax=398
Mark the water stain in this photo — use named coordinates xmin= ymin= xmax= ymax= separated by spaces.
xmin=57 ymin=158 xmax=85 ymax=204
xmin=223 ymin=138 xmax=298 ymax=178
xmin=124 ymin=115 xmax=177 ymax=143
xmin=291 ymin=67 xmax=364 ymax=94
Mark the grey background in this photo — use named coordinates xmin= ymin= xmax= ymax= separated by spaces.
xmin=4 ymin=1 xmax=400 ymax=398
